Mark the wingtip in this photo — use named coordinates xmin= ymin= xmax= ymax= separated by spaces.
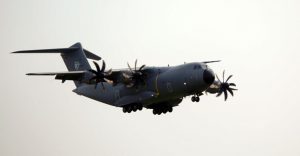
xmin=202 ymin=60 xmax=222 ymax=64
xmin=11 ymin=50 xmax=29 ymax=54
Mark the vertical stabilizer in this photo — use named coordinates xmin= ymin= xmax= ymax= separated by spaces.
xmin=61 ymin=43 xmax=91 ymax=71
xmin=60 ymin=43 xmax=91 ymax=87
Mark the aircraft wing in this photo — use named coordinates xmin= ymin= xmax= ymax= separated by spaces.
xmin=26 ymin=67 xmax=150 ymax=84
xmin=26 ymin=69 xmax=127 ymax=84
xmin=26 ymin=71 xmax=87 ymax=82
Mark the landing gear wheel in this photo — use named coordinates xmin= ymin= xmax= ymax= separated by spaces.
xmin=138 ymin=105 xmax=143 ymax=111
xmin=191 ymin=96 xmax=196 ymax=102
xmin=195 ymin=96 xmax=200 ymax=102
xmin=153 ymin=109 xmax=157 ymax=115
xmin=153 ymin=107 xmax=173 ymax=115
xmin=123 ymin=107 xmax=127 ymax=113
xmin=192 ymin=96 xmax=200 ymax=102
xmin=162 ymin=109 xmax=167 ymax=114
xmin=133 ymin=105 xmax=138 ymax=112
xmin=127 ymin=106 xmax=132 ymax=113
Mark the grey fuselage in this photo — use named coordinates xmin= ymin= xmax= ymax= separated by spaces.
xmin=73 ymin=62 xmax=215 ymax=108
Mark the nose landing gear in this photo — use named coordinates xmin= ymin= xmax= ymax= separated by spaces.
xmin=191 ymin=93 xmax=202 ymax=102
xmin=191 ymin=95 xmax=200 ymax=102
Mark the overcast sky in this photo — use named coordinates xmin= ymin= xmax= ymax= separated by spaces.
xmin=1 ymin=0 xmax=300 ymax=156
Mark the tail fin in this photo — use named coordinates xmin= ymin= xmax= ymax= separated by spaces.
xmin=12 ymin=42 xmax=101 ymax=87
xmin=61 ymin=43 xmax=91 ymax=72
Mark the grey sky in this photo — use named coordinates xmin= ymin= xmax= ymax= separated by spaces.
xmin=1 ymin=0 xmax=300 ymax=156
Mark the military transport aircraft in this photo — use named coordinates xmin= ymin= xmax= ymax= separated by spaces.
xmin=12 ymin=43 xmax=237 ymax=115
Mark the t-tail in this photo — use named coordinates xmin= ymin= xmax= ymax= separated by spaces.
xmin=12 ymin=42 xmax=101 ymax=87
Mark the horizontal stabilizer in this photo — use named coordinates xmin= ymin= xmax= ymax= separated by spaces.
xmin=83 ymin=49 xmax=101 ymax=60
xmin=12 ymin=47 xmax=101 ymax=60
xmin=12 ymin=48 xmax=77 ymax=54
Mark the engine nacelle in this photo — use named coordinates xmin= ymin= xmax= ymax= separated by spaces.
xmin=205 ymin=80 xmax=221 ymax=94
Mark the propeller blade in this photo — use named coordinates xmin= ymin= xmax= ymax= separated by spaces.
xmin=229 ymin=87 xmax=238 ymax=91
xmin=101 ymin=82 xmax=105 ymax=90
xmin=93 ymin=61 xmax=101 ymax=72
xmin=105 ymin=69 xmax=112 ymax=75
xmin=216 ymin=91 xmax=222 ymax=97
xmin=88 ymin=69 xmax=98 ymax=75
xmin=225 ymin=75 xmax=233 ymax=83
xmin=135 ymin=59 xmax=137 ymax=71
xmin=127 ymin=62 xmax=133 ymax=73
xmin=89 ymin=76 xmax=97 ymax=83
xmin=229 ymin=83 xmax=236 ymax=86
xmin=122 ymin=73 xmax=131 ymax=79
xmin=227 ymin=88 xmax=234 ymax=96
xmin=104 ymin=78 xmax=114 ymax=84
xmin=222 ymin=70 xmax=225 ymax=83
xmin=224 ymin=89 xmax=228 ymax=101
xmin=101 ymin=60 xmax=106 ymax=72
xmin=216 ymin=74 xmax=221 ymax=82
xmin=139 ymin=64 xmax=146 ymax=71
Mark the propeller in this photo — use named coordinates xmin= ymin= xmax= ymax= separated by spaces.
xmin=123 ymin=59 xmax=147 ymax=88
xmin=88 ymin=61 xmax=112 ymax=89
xmin=215 ymin=70 xmax=237 ymax=101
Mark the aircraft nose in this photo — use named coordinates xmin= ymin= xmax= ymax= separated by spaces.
xmin=203 ymin=69 xmax=215 ymax=84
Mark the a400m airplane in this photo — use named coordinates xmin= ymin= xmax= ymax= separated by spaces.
xmin=12 ymin=43 xmax=237 ymax=115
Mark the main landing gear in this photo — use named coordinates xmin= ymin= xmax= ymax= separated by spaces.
xmin=153 ymin=106 xmax=173 ymax=115
xmin=123 ymin=103 xmax=143 ymax=113
xmin=191 ymin=95 xmax=200 ymax=102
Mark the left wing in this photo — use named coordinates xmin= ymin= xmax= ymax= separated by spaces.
xmin=26 ymin=67 xmax=150 ymax=84
xmin=27 ymin=70 xmax=126 ymax=84
xmin=26 ymin=71 xmax=87 ymax=82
